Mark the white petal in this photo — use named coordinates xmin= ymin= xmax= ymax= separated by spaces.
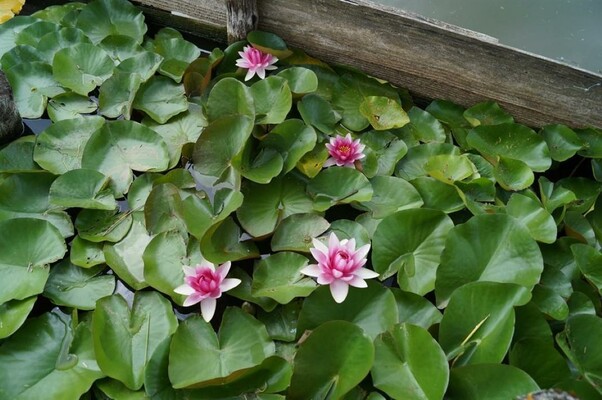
xmin=183 ymin=293 xmax=203 ymax=307
xmin=216 ymin=261 xmax=231 ymax=280
xmin=328 ymin=232 xmax=339 ymax=250
xmin=182 ymin=265 xmax=196 ymax=276
xmin=200 ymin=297 xmax=217 ymax=322
xmin=236 ymin=59 xmax=251 ymax=68
xmin=311 ymin=237 xmax=329 ymax=255
xmin=265 ymin=64 xmax=278 ymax=71
xmin=330 ymin=280 xmax=349 ymax=303
xmin=322 ymin=158 xmax=336 ymax=167
xmin=220 ymin=278 xmax=241 ymax=292
xmin=347 ymin=276 xmax=368 ymax=288
xmin=257 ymin=68 xmax=266 ymax=79
xmin=354 ymin=243 xmax=371 ymax=261
xmin=174 ymin=284 xmax=195 ymax=295
xmin=300 ymin=264 xmax=321 ymax=277
xmin=244 ymin=69 xmax=255 ymax=81
xmin=354 ymin=267 xmax=379 ymax=279
xmin=198 ymin=260 xmax=215 ymax=271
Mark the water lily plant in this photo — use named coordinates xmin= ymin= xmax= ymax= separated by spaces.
xmin=0 ymin=0 xmax=601 ymax=399
xmin=324 ymin=133 xmax=366 ymax=168
xmin=174 ymin=261 xmax=241 ymax=322
xmin=235 ymin=45 xmax=278 ymax=81
xmin=301 ymin=232 xmax=377 ymax=303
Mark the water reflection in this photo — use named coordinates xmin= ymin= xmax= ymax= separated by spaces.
xmin=378 ymin=0 xmax=602 ymax=73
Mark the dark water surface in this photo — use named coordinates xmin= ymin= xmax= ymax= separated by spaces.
xmin=378 ymin=0 xmax=602 ymax=74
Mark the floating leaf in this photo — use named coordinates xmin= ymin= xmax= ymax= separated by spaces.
xmin=467 ymin=123 xmax=551 ymax=172
xmin=93 ymin=292 xmax=178 ymax=390
xmin=463 ymin=101 xmax=514 ymax=126
xmin=251 ymin=76 xmax=292 ymax=124
xmin=297 ymin=282 xmax=398 ymax=340
xmin=247 ymin=30 xmax=292 ymax=59
xmin=439 ymin=282 xmax=530 ymax=366
xmin=1 ymin=44 xmax=44 ymax=71
xmin=307 ymin=167 xmax=373 ymax=212
xmin=358 ymin=176 xmax=423 ymax=219
xmin=407 ymin=106 xmax=447 ymax=143
xmin=193 ymin=115 xmax=254 ymax=177
xmin=510 ymin=337 xmax=571 ymax=388
xmin=425 ymin=100 xmax=470 ymax=129
xmin=99 ymin=34 xmax=144 ymax=63
xmin=0 ymin=311 xmax=104 ymax=399
xmin=288 ymin=320 xmax=374 ymax=400
xmin=576 ymin=127 xmax=602 ymax=158
xmin=493 ymin=156 xmax=534 ymax=191
xmin=359 ymin=95 xmax=409 ymax=130
xmin=132 ymin=75 xmax=188 ymax=124
xmin=34 ymin=116 xmax=105 ymax=175
xmin=392 ymin=289 xmax=442 ymax=329
xmin=372 ymin=208 xmax=454 ymax=294
xmin=150 ymin=35 xmax=201 ymax=82
xmin=15 ymin=20 xmax=58 ymax=47
xmin=98 ymin=71 xmax=142 ymax=119
xmin=237 ymin=140 xmax=284 ymax=184
xmin=116 ymin=50 xmax=163 ymax=81
xmin=47 ymin=92 xmax=98 ymax=122
xmin=0 ymin=297 xmax=36 ymax=339
xmin=252 ymin=252 xmax=316 ymax=303
xmin=505 ymin=193 xmax=556 ymax=244
xmin=435 ymin=214 xmax=544 ymax=307
xmin=0 ymin=136 xmax=41 ymax=173
xmin=70 ymin=235 xmax=106 ymax=268
xmin=49 ymin=168 xmax=116 ymax=210
xmin=276 ymin=67 xmax=318 ymax=94
xmin=52 ymin=43 xmax=114 ymax=95
xmin=297 ymin=93 xmax=341 ymax=134
xmin=372 ymin=323 xmax=449 ymax=400
xmin=261 ymin=119 xmax=317 ymax=174
xmin=200 ymin=217 xmax=260 ymax=263
xmin=5 ymin=61 xmax=65 ymax=118
xmin=271 ymin=213 xmax=330 ymax=252
xmin=572 ymin=244 xmax=602 ymax=295
xmin=0 ymin=16 xmax=37 ymax=58
xmin=76 ymin=0 xmax=147 ymax=44
xmin=104 ymin=214 xmax=152 ymax=290
xmin=446 ymin=364 xmax=539 ymax=400
xmin=75 ymin=208 xmax=133 ymax=243
xmin=143 ymin=230 xmax=187 ymax=301
xmin=237 ymin=175 xmax=313 ymax=238
xmin=540 ymin=124 xmax=584 ymax=162
xmin=396 ymin=143 xmax=461 ymax=181
xmin=424 ymin=154 xmax=477 ymax=184
xmin=81 ymin=120 xmax=170 ymax=195
xmin=206 ymin=77 xmax=255 ymax=122
xmin=142 ymin=103 xmax=206 ymax=168
xmin=43 ymin=260 xmax=115 ymax=310
xmin=0 ymin=218 xmax=66 ymax=305
xmin=169 ymin=308 xmax=275 ymax=388
xmin=36 ymin=26 xmax=91 ymax=64
xmin=361 ymin=130 xmax=408 ymax=178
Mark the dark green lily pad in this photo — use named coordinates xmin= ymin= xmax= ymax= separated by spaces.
xmin=76 ymin=0 xmax=147 ymax=45
xmin=47 ymin=92 xmax=98 ymax=122
xmin=307 ymin=167 xmax=373 ymax=212
xmin=133 ymin=75 xmax=188 ymax=124
xmin=252 ymin=252 xmax=316 ymax=303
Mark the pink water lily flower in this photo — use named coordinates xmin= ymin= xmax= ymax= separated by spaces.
xmin=235 ymin=45 xmax=278 ymax=81
xmin=301 ymin=232 xmax=378 ymax=303
xmin=324 ymin=133 xmax=366 ymax=168
xmin=174 ymin=261 xmax=241 ymax=322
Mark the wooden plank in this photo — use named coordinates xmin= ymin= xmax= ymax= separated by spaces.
xmin=136 ymin=0 xmax=602 ymax=129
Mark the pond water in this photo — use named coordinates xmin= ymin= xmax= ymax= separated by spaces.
xmin=377 ymin=0 xmax=602 ymax=74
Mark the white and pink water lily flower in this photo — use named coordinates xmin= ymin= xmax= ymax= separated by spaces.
xmin=301 ymin=232 xmax=379 ymax=303
xmin=324 ymin=133 xmax=366 ymax=168
xmin=174 ymin=261 xmax=241 ymax=322
xmin=235 ymin=45 xmax=278 ymax=81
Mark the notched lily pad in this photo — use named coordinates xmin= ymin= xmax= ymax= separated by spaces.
xmin=52 ymin=43 xmax=115 ymax=95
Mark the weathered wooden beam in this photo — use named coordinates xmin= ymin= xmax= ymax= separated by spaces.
xmin=118 ymin=0 xmax=602 ymax=129
xmin=0 ymin=71 xmax=23 ymax=145
xmin=225 ymin=0 xmax=258 ymax=44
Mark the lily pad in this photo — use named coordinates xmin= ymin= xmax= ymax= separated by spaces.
xmin=99 ymin=34 xmax=144 ymax=63
xmin=15 ymin=21 xmax=58 ymax=48
xmin=359 ymin=175 xmax=423 ymax=218
xmin=361 ymin=130 xmax=408 ymax=178
xmin=81 ymin=120 xmax=170 ymax=195
xmin=49 ymin=168 xmax=116 ymax=210
xmin=372 ymin=323 xmax=449 ymax=400
xmin=70 ymin=235 xmax=106 ymax=268
xmin=307 ymin=167 xmax=373 ymax=212
xmin=34 ymin=116 xmax=105 ymax=175
xmin=435 ymin=213 xmax=544 ymax=307
xmin=76 ymin=0 xmax=147 ymax=45
xmin=93 ymin=291 xmax=178 ymax=390
xmin=0 ymin=218 xmax=66 ymax=305
xmin=36 ymin=26 xmax=91 ymax=64
xmin=406 ymin=106 xmax=447 ymax=143
xmin=463 ymin=101 xmax=514 ymax=127
xmin=142 ymin=229 xmax=187 ymax=302
xmin=251 ymin=76 xmax=292 ymax=124
xmin=5 ymin=61 xmax=65 ymax=118
xmin=270 ymin=213 xmax=330 ymax=252
xmin=0 ymin=297 xmax=36 ymax=339
xmin=74 ymin=208 xmax=133 ymax=243
xmin=252 ymin=252 xmax=316 ymax=303
xmin=493 ymin=156 xmax=534 ymax=191
xmin=372 ymin=208 xmax=454 ymax=294
xmin=47 ymin=92 xmax=98 ymax=122
xmin=540 ymin=124 xmax=584 ymax=162
xmin=506 ymin=193 xmax=557 ymax=243
xmin=98 ymin=71 xmax=142 ymax=119
xmin=392 ymin=289 xmax=442 ymax=329
xmin=261 ymin=119 xmax=317 ymax=174
xmin=168 ymin=308 xmax=275 ymax=388
xmin=1 ymin=44 xmax=44 ymax=71
xmin=0 ymin=311 xmax=104 ymax=399
xmin=43 ymin=260 xmax=115 ymax=310
xmin=116 ymin=50 xmax=163 ymax=81
xmin=359 ymin=95 xmax=409 ymax=130
xmin=206 ymin=77 xmax=255 ymax=122
xmin=0 ymin=136 xmax=41 ymax=173
xmin=52 ymin=43 xmax=115 ymax=95
xmin=288 ymin=320 xmax=374 ymax=400
xmin=247 ymin=30 xmax=292 ymax=59
xmin=277 ymin=67 xmax=318 ymax=94
xmin=200 ymin=217 xmax=260 ymax=263
xmin=297 ymin=93 xmax=341 ymax=134
xmin=132 ymin=75 xmax=188 ymax=124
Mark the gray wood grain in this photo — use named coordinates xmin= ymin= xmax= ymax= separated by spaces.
xmin=226 ymin=0 xmax=258 ymax=43
xmin=136 ymin=0 xmax=602 ymax=129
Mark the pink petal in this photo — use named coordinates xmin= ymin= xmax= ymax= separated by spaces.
xmin=300 ymin=264 xmax=321 ymax=277
xmin=354 ymin=267 xmax=379 ymax=279
xmin=317 ymin=274 xmax=334 ymax=285
xmin=323 ymin=158 xmax=337 ymax=167
xmin=312 ymin=237 xmax=329 ymax=254
xmin=220 ymin=278 xmax=241 ymax=292
xmin=353 ymin=243 xmax=371 ymax=262
xmin=200 ymin=297 xmax=217 ymax=322
xmin=197 ymin=261 xmax=215 ymax=272
xmin=330 ymin=280 xmax=349 ymax=303
xmin=174 ymin=283 xmax=195 ymax=296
